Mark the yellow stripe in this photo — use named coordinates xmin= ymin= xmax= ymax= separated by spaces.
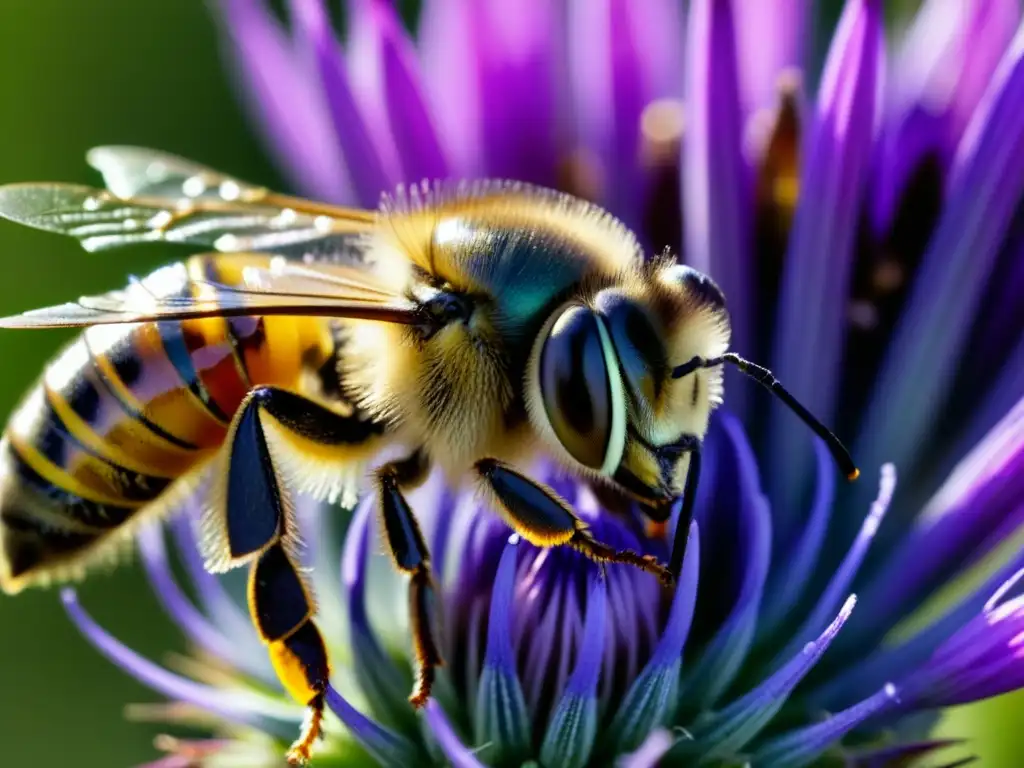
xmin=44 ymin=384 xmax=179 ymax=479
xmin=7 ymin=434 xmax=142 ymax=509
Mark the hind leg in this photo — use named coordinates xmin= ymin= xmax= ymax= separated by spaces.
xmin=214 ymin=386 xmax=385 ymax=763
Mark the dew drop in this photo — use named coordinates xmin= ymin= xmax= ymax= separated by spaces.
xmin=273 ymin=208 xmax=297 ymax=228
xmin=314 ymin=215 xmax=333 ymax=232
xmin=215 ymin=234 xmax=240 ymax=251
xmin=219 ymin=180 xmax=241 ymax=201
xmin=123 ymin=218 xmax=139 ymax=230
xmin=148 ymin=210 xmax=173 ymax=229
xmin=82 ymin=196 xmax=102 ymax=212
xmin=182 ymin=175 xmax=207 ymax=198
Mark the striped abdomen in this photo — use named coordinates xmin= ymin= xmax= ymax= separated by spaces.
xmin=0 ymin=254 xmax=334 ymax=592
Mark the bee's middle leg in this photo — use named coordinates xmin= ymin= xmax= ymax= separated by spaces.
xmin=475 ymin=459 xmax=674 ymax=586
xmin=374 ymin=449 xmax=444 ymax=708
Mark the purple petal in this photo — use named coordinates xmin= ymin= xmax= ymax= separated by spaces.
xmin=215 ymin=0 xmax=349 ymax=201
xmin=474 ymin=534 xmax=530 ymax=759
xmin=566 ymin=572 xmax=607 ymax=699
xmin=870 ymin=0 xmax=1020 ymax=232
xmin=768 ymin=0 xmax=883 ymax=519
xmin=418 ymin=0 xmax=561 ymax=184
xmin=617 ymin=729 xmax=675 ymax=768
xmin=679 ymin=596 xmax=857 ymax=759
xmin=288 ymin=0 xmax=396 ymax=205
xmin=853 ymin=396 xmax=1024 ymax=643
xmin=568 ymin=0 xmax=684 ymax=226
xmin=137 ymin=523 xmax=271 ymax=683
xmin=347 ymin=0 xmax=449 ymax=183
xmin=424 ymin=699 xmax=486 ymax=768
xmin=751 ymin=683 xmax=898 ymax=768
xmin=681 ymin=416 xmax=771 ymax=707
xmin=341 ymin=495 xmax=414 ymax=730
xmin=169 ymin=513 xmax=256 ymax=648
xmin=759 ymin=439 xmax=835 ymax=636
xmin=898 ymin=571 xmax=1024 ymax=707
xmin=683 ymin=0 xmax=753 ymax=417
xmin=855 ymin=20 xmax=1024 ymax=498
xmin=324 ymin=685 xmax=422 ymax=767
xmin=538 ymin=574 xmax=607 ymax=768
xmin=604 ymin=522 xmax=699 ymax=753
xmin=771 ymin=464 xmax=895 ymax=668
xmin=61 ymin=589 xmax=299 ymax=737
xmin=734 ymin=0 xmax=810 ymax=113
xmin=816 ymin=547 xmax=1024 ymax=709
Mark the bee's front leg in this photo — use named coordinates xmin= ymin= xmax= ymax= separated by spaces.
xmin=375 ymin=450 xmax=444 ymax=708
xmin=474 ymin=459 xmax=674 ymax=586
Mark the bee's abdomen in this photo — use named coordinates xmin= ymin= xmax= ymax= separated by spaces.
xmin=0 ymin=254 xmax=327 ymax=592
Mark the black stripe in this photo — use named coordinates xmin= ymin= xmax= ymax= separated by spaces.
xmin=36 ymin=391 xmax=170 ymax=502
xmin=250 ymin=542 xmax=312 ymax=641
xmin=6 ymin=442 xmax=136 ymax=529
xmin=84 ymin=332 xmax=199 ymax=451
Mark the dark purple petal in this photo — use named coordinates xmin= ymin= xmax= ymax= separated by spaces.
xmin=215 ymin=0 xmax=350 ymax=201
xmin=852 ymin=396 xmax=1024 ymax=644
xmin=604 ymin=522 xmax=699 ymax=754
xmin=768 ymin=0 xmax=883 ymax=520
xmin=61 ymin=589 xmax=300 ymax=737
xmin=870 ymin=0 xmax=1020 ymax=232
xmin=760 ymin=439 xmax=834 ymax=636
xmin=347 ymin=0 xmax=449 ymax=183
xmin=341 ymin=495 xmax=415 ymax=731
xmin=855 ymin=20 xmax=1024 ymax=499
xmin=680 ymin=417 xmax=770 ymax=707
xmin=538 ymin=573 xmax=606 ymax=768
xmin=771 ymin=464 xmax=895 ymax=668
xmin=676 ymin=596 xmax=857 ymax=760
xmin=568 ymin=0 xmax=684 ymax=225
xmin=137 ymin=523 xmax=271 ymax=683
xmin=683 ymin=0 xmax=754 ymax=417
xmin=734 ymin=0 xmax=809 ymax=113
xmin=752 ymin=683 xmax=898 ymax=768
xmin=424 ymin=699 xmax=486 ymax=768
xmin=324 ymin=685 xmax=422 ymax=767
xmin=288 ymin=0 xmax=397 ymax=205
xmin=474 ymin=534 xmax=530 ymax=761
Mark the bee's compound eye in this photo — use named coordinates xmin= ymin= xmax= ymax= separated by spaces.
xmin=660 ymin=264 xmax=726 ymax=310
xmin=539 ymin=304 xmax=627 ymax=475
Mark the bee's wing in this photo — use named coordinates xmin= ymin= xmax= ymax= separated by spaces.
xmin=0 ymin=146 xmax=376 ymax=255
xmin=0 ymin=256 xmax=419 ymax=329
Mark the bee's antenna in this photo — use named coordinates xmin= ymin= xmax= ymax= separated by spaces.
xmin=671 ymin=353 xmax=859 ymax=481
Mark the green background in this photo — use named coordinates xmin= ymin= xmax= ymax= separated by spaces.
xmin=0 ymin=1 xmax=1018 ymax=766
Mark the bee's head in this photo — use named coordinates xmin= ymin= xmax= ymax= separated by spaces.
xmin=526 ymin=262 xmax=731 ymax=512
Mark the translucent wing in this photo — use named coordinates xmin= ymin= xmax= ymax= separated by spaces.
xmin=0 ymin=256 xmax=418 ymax=329
xmin=0 ymin=146 xmax=376 ymax=255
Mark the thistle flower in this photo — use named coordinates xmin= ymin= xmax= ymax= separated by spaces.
xmin=61 ymin=0 xmax=1024 ymax=765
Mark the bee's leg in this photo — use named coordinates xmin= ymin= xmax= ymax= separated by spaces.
xmin=374 ymin=450 xmax=444 ymax=708
xmin=475 ymin=459 xmax=674 ymax=586
xmin=220 ymin=386 xmax=386 ymax=763
xmin=247 ymin=542 xmax=329 ymax=765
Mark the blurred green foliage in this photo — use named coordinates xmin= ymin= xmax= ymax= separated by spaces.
xmin=0 ymin=1 xmax=1019 ymax=767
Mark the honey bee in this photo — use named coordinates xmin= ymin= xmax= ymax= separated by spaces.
xmin=0 ymin=148 xmax=857 ymax=764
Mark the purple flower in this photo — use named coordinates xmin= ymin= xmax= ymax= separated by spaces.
xmin=61 ymin=0 xmax=1024 ymax=765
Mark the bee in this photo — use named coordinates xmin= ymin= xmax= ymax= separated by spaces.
xmin=0 ymin=148 xmax=857 ymax=764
